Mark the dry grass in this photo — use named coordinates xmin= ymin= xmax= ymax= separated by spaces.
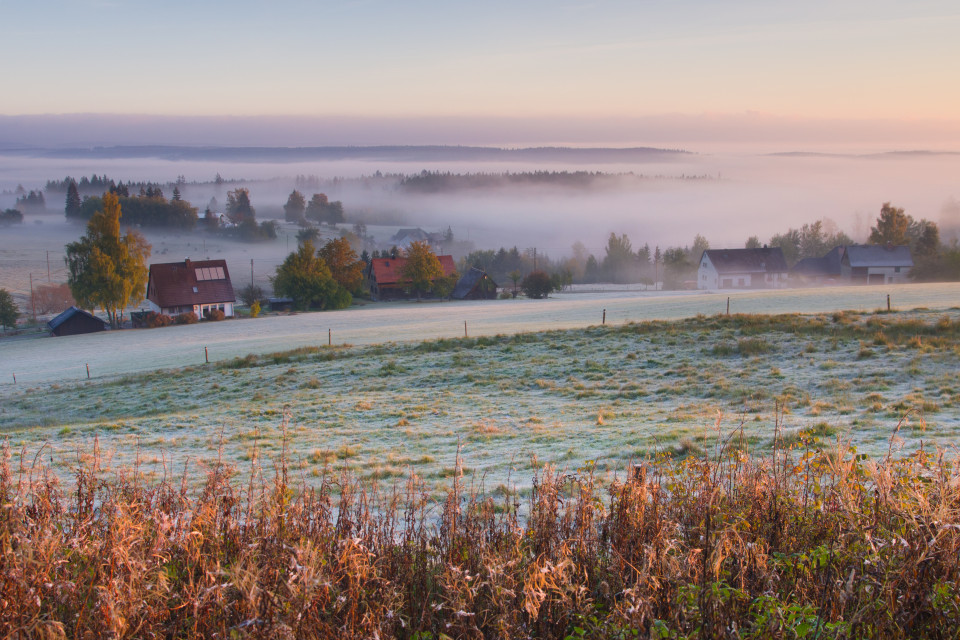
xmin=2 ymin=418 xmax=960 ymax=639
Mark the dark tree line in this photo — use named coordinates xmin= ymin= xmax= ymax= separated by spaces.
xmin=74 ymin=192 xmax=198 ymax=229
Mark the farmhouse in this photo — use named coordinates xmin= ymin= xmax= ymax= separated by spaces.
xmin=792 ymin=246 xmax=845 ymax=285
xmin=146 ymin=259 xmax=236 ymax=319
xmin=366 ymin=255 xmax=457 ymax=300
xmin=451 ymin=268 xmax=498 ymax=300
xmin=390 ymin=228 xmax=442 ymax=249
xmin=48 ymin=306 xmax=109 ymax=336
xmin=697 ymin=247 xmax=789 ymax=290
xmin=841 ymin=244 xmax=913 ymax=284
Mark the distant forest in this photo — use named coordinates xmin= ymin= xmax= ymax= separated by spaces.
xmin=399 ymin=170 xmax=712 ymax=193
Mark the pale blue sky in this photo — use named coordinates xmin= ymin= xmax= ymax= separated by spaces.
xmin=2 ymin=1 xmax=958 ymax=123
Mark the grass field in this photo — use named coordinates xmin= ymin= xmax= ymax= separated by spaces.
xmin=3 ymin=282 xmax=960 ymax=385
xmin=3 ymin=308 xmax=959 ymax=499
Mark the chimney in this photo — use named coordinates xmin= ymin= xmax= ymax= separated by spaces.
xmin=185 ymin=257 xmax=191 ymax=268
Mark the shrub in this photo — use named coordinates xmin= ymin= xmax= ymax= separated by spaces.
xmin=521 ymin=270 xmax=553 ymax=299
xmin=250 ymin=300 xmax=261 ymax=318
xmin=30 ymin=283 xmax=75 ymax=315
xmin=205 ymin=308 xmax=226 ymax=321
xmin=174 ymin=312 xmax=198 ymax=325
xmin=143 ymin=311 xmax=173 ymax=328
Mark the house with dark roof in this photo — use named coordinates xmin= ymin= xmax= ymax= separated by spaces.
xmin=451 ymin=268 xmax=498 ymax=300
xmin=389 ymin=228 xmax=442 ymax=249
xmin=365 ymin=255 xmax=457 ymax=300
xmin=840 ymin=244 xmax=913 ymax=284
xmin=792 ymin=246 xmax=845 ymax=285
xmin=146 ymin=258 xmax=236 ymax=319
xmin=48 ymin=306 xmax=109 ymax=336
xmin=697 ymin=247 xmax=789 ymax=290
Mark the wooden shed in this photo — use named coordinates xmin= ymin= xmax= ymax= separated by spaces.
xmin=47 ymin=306 xmax=109 ymax=336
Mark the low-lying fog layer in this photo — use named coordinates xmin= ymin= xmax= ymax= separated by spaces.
xmin=1 ymin=147 xmax=958 ymax=258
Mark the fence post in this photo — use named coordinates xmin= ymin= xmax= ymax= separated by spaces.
xmin=205 ymin=346 xmax=209 ymax=363
xmin=887 ymin=294 xmax=891 ymax=312
xmin=602 ymin=309 xmax=606 ymax=325
xmin=726 ymin=297 xmax=730 ymax=315
xmin=11 ymin=373 xmax=15 ymax=384
xmin=328 ymin=328 xmax=332 ymax=346
xmin=464 ymin=321 xmax=468 ymax=338
xmin=86 ymin=363 xmax=90 ymax=379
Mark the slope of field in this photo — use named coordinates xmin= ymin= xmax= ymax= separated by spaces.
xmin=3 ymin=309 xmax=958 ymax=498
xmin=1 ymin=282 xmax=958 ymax=385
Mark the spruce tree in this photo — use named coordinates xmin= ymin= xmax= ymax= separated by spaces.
xmin=65 ymin=181 xmax=82 ymax=218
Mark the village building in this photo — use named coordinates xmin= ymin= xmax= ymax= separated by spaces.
xmin=451 ymin=268 xmax=498 ymax=300
xmin=792 ymin=246 xmax=845 ymax=285
xmin=365 ymin=255 xmax=457 ymax=300
xmin=48 ymin=306 xmax=109 ymax=336
xmin=697 ymin=247 xmax=789 ymax=290
xmin=389 ymin=228 xmax=443 ymax=250
xmin=840 ymin=244 xmax=913 ymax=284
xmin=145 ymin=258 xmax=236 ymax=319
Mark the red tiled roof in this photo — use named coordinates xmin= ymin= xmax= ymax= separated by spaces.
xmin=369 ymin=255 xmax=456 ymax=285
xmin=147 ymin=259 xmax=236 ymax=308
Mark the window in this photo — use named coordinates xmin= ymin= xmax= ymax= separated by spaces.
xmin=195 ymin=266 xmax=225 ymax=281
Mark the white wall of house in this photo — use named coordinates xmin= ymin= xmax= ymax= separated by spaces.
xmin=697 ymin=256 xmax=719 ymax=290
xmin=143 ymin=300 xmax=234 ymax=319
xmin=697 ymin=255 xmax=788 ymax=289
xmin=868 ymin=266 xmax=910 ymax=284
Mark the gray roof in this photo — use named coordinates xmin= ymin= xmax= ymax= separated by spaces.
xmin=703 ymin=247 xmax=788 ymax=274
xmin=844 ymin=245 xmax=913 ymax=268
xmin=47 ymin=306 xmax=107 ymax=331
xmin=451 ymin=267 xmax=496 ymax=299
xmin=793 ymin=246 xmax=844 ymax=276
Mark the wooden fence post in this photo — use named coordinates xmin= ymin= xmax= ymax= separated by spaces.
xmin=602 ymin=309 xmax=606 ymax=325
xmin=86 ymin=363 xmax=90 ymax=379
xmin=726 ymin=297 xmax=730 ymax=315
xmin=464 ymin=321 xmax=468 ymax=338
xmin=328 ymin=328 xmax=332 ymax=346
xmin=887 ymin=294 xmax=891 ymax=312
xmin=205 ymin=346 xmax=209 ymax=363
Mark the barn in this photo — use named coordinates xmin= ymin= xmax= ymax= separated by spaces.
xmin=451 ymin=268 xmax=498 ymax=300
xmin=47 ymin=307 xmax=109 ymax=336
xmin=365 ymin=255 xmax=457 ymax=300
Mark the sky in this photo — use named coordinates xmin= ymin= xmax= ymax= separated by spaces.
xmin=1 ymin=0 xmax=959 ymax=147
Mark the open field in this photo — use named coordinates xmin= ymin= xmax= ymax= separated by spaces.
xmin=3 ymin=308 xmax=960 ymax=499
xmin=3 ymin=282 xmax=960 ymax=385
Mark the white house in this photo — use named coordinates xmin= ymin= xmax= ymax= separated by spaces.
xmin=698 ymin=247 xmax=789 ymax=290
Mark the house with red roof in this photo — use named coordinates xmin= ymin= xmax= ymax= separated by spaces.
xmin=365 ymin=255 xmax=457 ymax=300
xmin=146 ymin=258 xmax=236 ymax=319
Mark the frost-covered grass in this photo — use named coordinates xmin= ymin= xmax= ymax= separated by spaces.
xmin=3 ymin=309 xmax=959 ymax=495
xmin=3 ymin=281 xmax=960 ymax=385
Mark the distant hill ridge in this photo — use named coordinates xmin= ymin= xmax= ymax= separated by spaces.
xmin=2 ymin=145 xmax=692 ymax=163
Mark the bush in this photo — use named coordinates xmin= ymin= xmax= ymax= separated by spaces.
xmin=521 ymin=270 xmax=553 ymax=299
xmin=143 ymin=311 xmax=173 ymax=328
xmin=174 ymin=312 xmax=198 ymax=325
xmin=30 ymin=283 xmax=75 ymax=315
xmin=205 ymin=308 xmax=226 ymax=321
xmin=250 ymin=300 xmax=261 ymax=318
